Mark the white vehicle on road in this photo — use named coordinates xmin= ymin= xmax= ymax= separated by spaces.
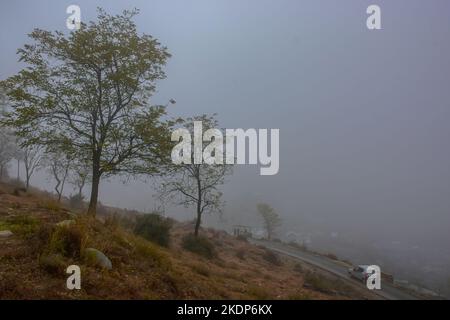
xmin=348 ymin=265 xmax=371 ymax=283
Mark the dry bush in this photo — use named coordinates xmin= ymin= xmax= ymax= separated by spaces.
xmin=182 ymin=234 xmax=216 ymax=259
xmin=133 ymin=213 xmax=173 ymax=247
xmin=262 ymin=249 xmax=282 ymax=266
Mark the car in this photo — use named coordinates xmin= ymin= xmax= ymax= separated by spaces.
xmin=348 ymin=265 xmax=372 ymax=283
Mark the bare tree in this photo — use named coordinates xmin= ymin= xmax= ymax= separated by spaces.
xmin=70 ymin=160 xmax=90 ymax=199
xmin=23 ymin=145 xmax=42 ymax=190
xmin=158 ymin=116 xmax=233 ymax=236
xmin=257 ymin=203 xmax=281 ymax=241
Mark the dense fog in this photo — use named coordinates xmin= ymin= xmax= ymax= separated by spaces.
xmin=1 ymin=0 xmax=450 ymax=294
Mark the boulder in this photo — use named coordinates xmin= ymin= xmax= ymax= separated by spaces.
xmin=0 ymin=230 xmax=13 ymax=238
xmin=84 ymin=248 xmax=112 ymax=270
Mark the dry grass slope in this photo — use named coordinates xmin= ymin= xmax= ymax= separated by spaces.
xmin=0 ymin=181 xmax=378 ymax=300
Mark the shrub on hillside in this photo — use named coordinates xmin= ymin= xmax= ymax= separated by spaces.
xmin=182 ymin=234 xmax=215 ymax=259
xmin=133 ymin=213 xmax=173 ymax=247
xmin=47 ymin=225 xmax=85 ymax=258
xmin=262 ymin=249 xmax=282 ymax=266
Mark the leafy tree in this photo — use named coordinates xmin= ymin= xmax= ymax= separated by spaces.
xmin=257 ymin=203 xmax=281 ymax=240
xmin=158 ymin=115 xmax=233 ymax=236
xmin=1 ymin=8 xmax=173 ymax=216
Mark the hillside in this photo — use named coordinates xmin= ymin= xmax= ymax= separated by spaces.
xmin=0 ymin=181 xmax=378 ymax=300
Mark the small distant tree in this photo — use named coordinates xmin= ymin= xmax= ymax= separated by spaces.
xmin=47 ymin=152 xmax=72 ymax=202
xmin=158 ymin=115 xmax=233 ymax=236
xmin=23 ymin=145 xmax=43 ymax=190
xmin=70 ymin=161 xmax=90 ymax=199
xmin=257 ymin=203 xmax=281 ymax=240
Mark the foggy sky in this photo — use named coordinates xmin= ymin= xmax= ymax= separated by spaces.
xmin=1 ymin=1 xmax=450 ymax=261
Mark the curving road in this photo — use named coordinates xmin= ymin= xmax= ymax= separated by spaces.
xmin=250 ymin=239 xmax=419 ymax=300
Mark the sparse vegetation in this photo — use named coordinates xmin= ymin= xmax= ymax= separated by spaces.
xmin=0 ymin=215 xmax=40 ymax=237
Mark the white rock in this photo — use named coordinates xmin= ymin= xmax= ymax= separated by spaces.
xmin=85 ymin=248 xmax=112 ymax=270
xmin=0 ymin=230 xmax=14 ymax=238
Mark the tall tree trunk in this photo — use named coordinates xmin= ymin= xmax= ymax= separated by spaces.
xmin=25 ymin=165 xmax=30 ymax=190
xmin=87 ymin=155 xmax=101 ymax=217
xmin=194 ymin=205 xmax=201 ymax=236
xmin=194 ymin=177 xmax=202 ymax=236
xmin=58 ymin=167 xmax=68 ymax=202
